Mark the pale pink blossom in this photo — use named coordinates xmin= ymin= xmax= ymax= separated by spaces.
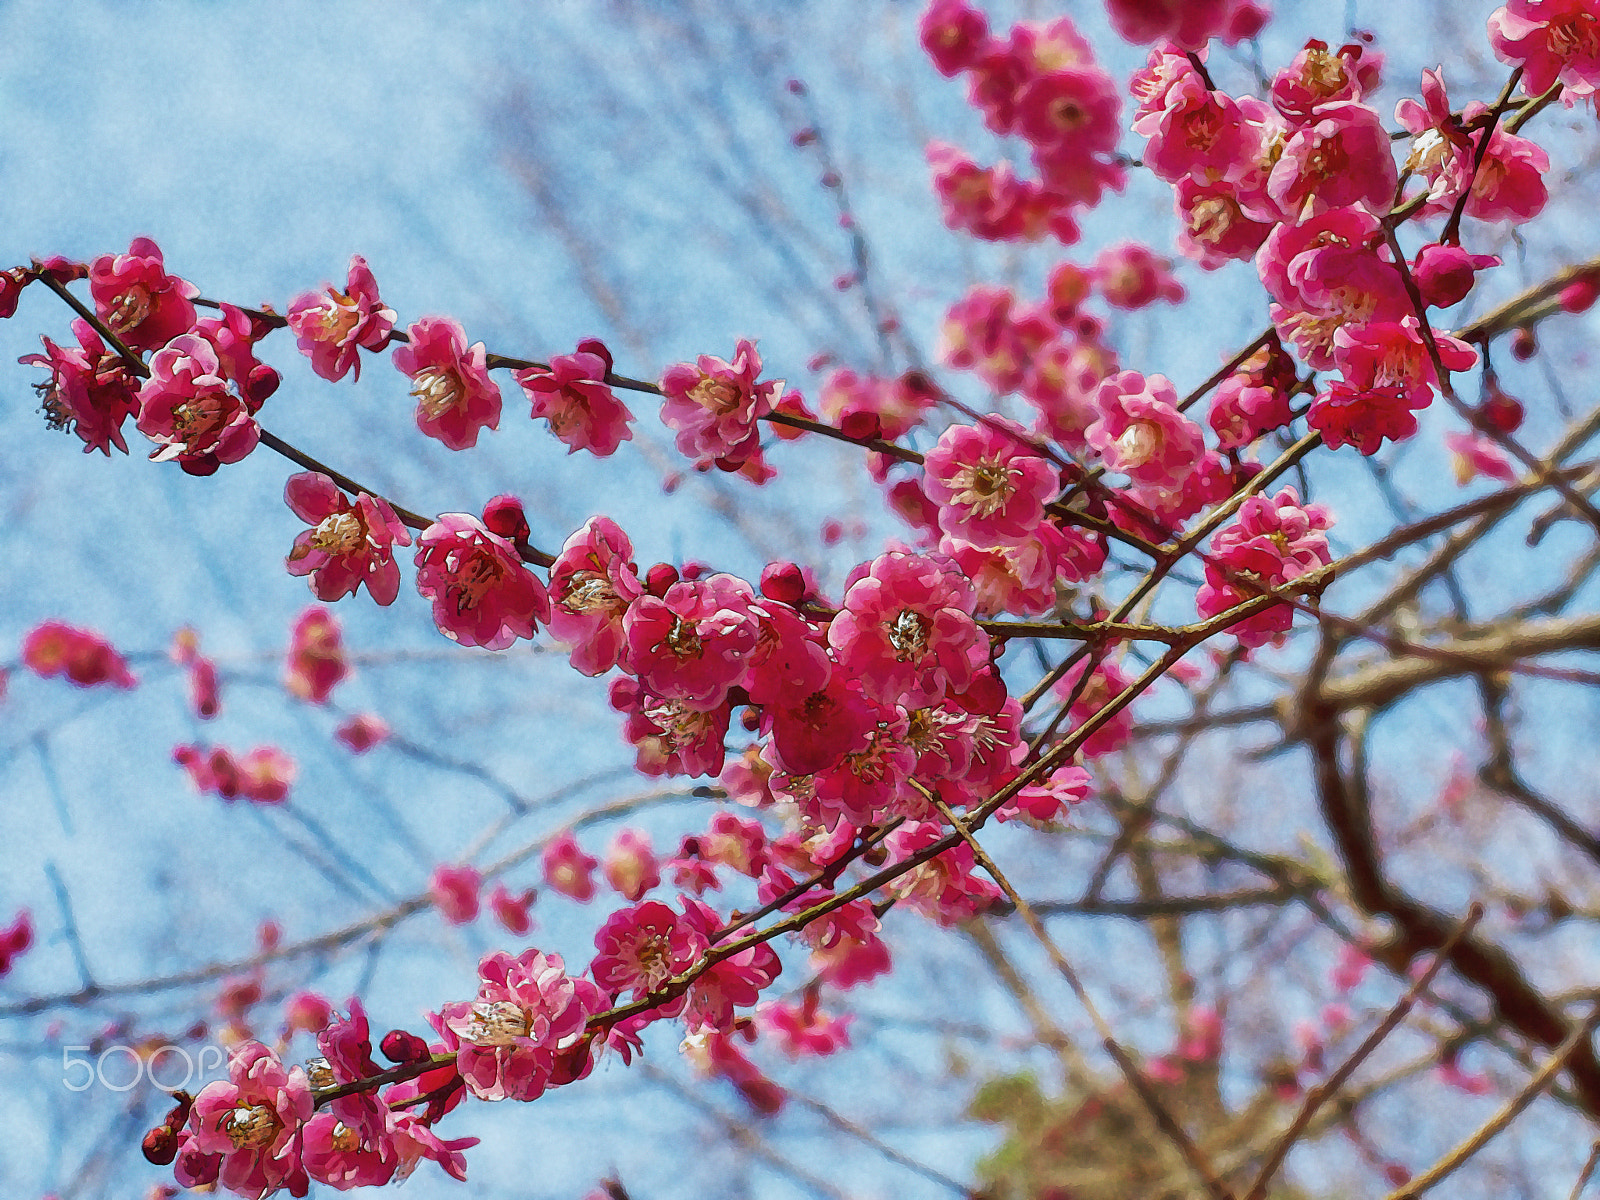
xmin=658 ymin=338 xmax=781 ymax=467
xmin=542 ymin=832 xmax=599 ymax=902
xmin=1085 ymin=371 xmax=1204 ymax=495
xmin=603 ymin=829 xmax=661 ymax=902
xmin=1091 ymin=242 xmax=1185 ymax=309
xmin=182 ymin=1042 xmax=312 ymax=1200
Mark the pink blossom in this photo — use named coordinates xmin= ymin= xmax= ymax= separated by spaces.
xmin=1209 ymin=367 xmax=1294 ymax=451
xmin=435 ymin=949 xmax=605 ymax=1102
xmin=805 ymin=708 xmax=918 ymax=828
xmin=0 ymin=910 xmax=32 ymax=978
xmin=944 ymin=521 xmax=1106 ymax=618
xmin=1412 ymin=242 xmax=1500 ymax=309
xmin=19 ymin=318 xmax=141 ymax=454
xmin=281 ymin=991 xmax=333 ymax=1037
xmin=1196 ymin=487 xmax=1333 ymax=647
xmin=827 ymin=551 xmax=987 ymax=706
xmin=543 ymin=832 xmax=599 ymax=901
xmin=283 ymin=472 xmax=412 ymax=607
xmin=430 ymin=864 xmax=481 ymax=924
xmin=1446 ymin=432 xmax=1518 ymax=484
xmin=413 ymin=512 xmax=549 ymax=650
xmin=759 ymin=994 xmax=853 ymax=1058
xmin=1001 ymin=762 xmax=1093 ymax=823
xmin=176 ymin=744 xmax=297 ymax=805
xmin=1106 ymin=0 xmax=1232 ymax=48
xmin=1053 ymin=657 xmax=1135 ymax=758
xmin=818 ymin=367 xmax=938 ymax=440
xmin=547 ymin=517 xmax=643 ymax=676
xmin=1271 ymin=39 xmax=1372 ymax=124
xmin=284 ymin=606 xmax=348 ymax=704
xmin=700 ymin=812 xmax=770 ymax=877
xmin=658 ymin=338 xmax=781 ymax=467
xmin=590 ymin=900 xmax=706 ymax=1008
xmin=622 ymin=574 xmax=758 ymax=708
xmin=610 ymin=677 xmax=732 ymax=778
xmin=489 ymin=883 xmax=536 ymax=936
xmin=884 ymin=820 xmax=1003 ymax=926
xmin=1331 ymin=317 xmax=1478 ymax=412
xmin=1085 ymin=371 xmax=1204 ymax=495
xmin=919 ymin=0 xmax=990 ymax=76
xmin=926 ymin=144 xmax=1083 ymax=243
xmin=1021 ymin=331 xmax=1117 ymax=451
xmin=940 ymin=284 xmax=1055 ymax=394
xmin=922 ymin=417 xmax=1058 ymax=548
xmin=603 ymin=829 xmax=661 ymax=902
xmin=335 ymin=713 xmax=390 ymax=753
xmin=88 ymin=237 xmax=197 ymax=353
xmin=515 ymin=338 xmax=634 ymax=456
xmin=22 ymin=621 xmax=136 ymax=688
xmin=286 ymin=254 xmax=395 ymax=383
xmin=1308 ymin=380 xmax=1424 ymax=454
xmin=300 ymin=1113 xmax=397 ymax=1190
xmin=1488 ymin=0 xmax=1600 ymax=97
xmin=678 ymin=897 xmax=783 ymax=1031
xmin=1267 ymin=100 xmax=1397 ymax=218
xmin=1138 ymin=74 xmax=1253 ymax=184
xmin=1091 ymin=242 xmax=1185 ymax=309
xmin=136 ymin=333 xmax=261 ymax=471
xmin=182 ymin=1041 xmax=313 ymax=1200
xmin=1174 ymin=176 xmax=1274 ymax=269
xmin=392 ymin=317 xmax=501 ymax=450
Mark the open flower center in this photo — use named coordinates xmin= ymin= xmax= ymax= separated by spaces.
xmin=662 ymin=616 xmax=703 ymax=659
xmin=106 ymin=286 xmax=151 ymax=335
xmin=463 ymin=1000 xmax=533 ymax=1045
xmin=448 ymin=548 xmax=506 ymax=612
xmin=887 ymin=609 xmax=930 ymax=661
xmin=1115 ymin=420 xmax=1162 ymax=468
xmin=221 ymin=1102 xmax=281 ymax=1150
xmin=689 ymin=376 xmax=740 ymax=414
xmin=952 ymin=458 xmax=1016 ymax=518
xmin=311 ymin=511 xmax=365 ymax=555
xmin=561 ymin=570 xmax=621 ymax=616
xmin=412 ymin=367 xmax=464 ymax=419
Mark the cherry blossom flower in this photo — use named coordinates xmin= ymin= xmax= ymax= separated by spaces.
xmin=1412 ymin=242 xmax=1500 ymax=309
xmin=88 ymin=237 xmax=197 ymax=353
xmin=920 ymin=0 xmax=990 ymax=76
xmin=827 ymin=551 xmax=987 ymax=706
xmin=759 ymin=994 xmax=853 ymax=1058
xmin=884 ymin=820 xmax=1003 ymax=925
xmin=172 ymin=628 xmax=221 ymax=718
xmin=621 ymin=573 xmax=758 ymax=708
xmin=922 ymin=416 xmax=1058 ymax=548
xmin=283 ymin=472 xmax=412 ymax=607
xmin=0 ymin=910 xmax=32 ymax=978
xmin=180 ymin=1041 xmax=313 ymax=1200
xmin=610 ymin=677 xmax=732 ymax=778
xmin=542 ymin=832 xmax=599 ymax=901
xmin=431 ymin=864 xmax=482 ymax=924
xmin=413 ymin=512 xmax=549 ymax=650
xmin=137 ymin=333 xmax=262 ymax=472
xmin=284 ymin=606 xmax=348 ymax=704
xmin=286 ymin=254 xmax=395 ymax=383
xmin=1446 ymin=432 xmax=1518 ymax=484
xmin=677 ymin=897 xmax=783 ymax=1031
xmin=1085 ymin=371 xmax=1204 ymax=495
xmin=1054 ymin=657 xmax=1135 ymax=758
xmin=926 ymin=145 xmax=1083 ymax=243
xmin=1267 ymin=100 xmax=1397 ymax=218
xmin=393 ymin=317 xmax=501 ymax=450
xmin=515 ymin=338 xmax=634 ymax=456
xmin=590 ymin=900 xmax=706 ymax=1009
xmin=818 ymin=367 xmax=938 ymax=440
xmin=1106 ymin=0 xmax=1233 ymax=48
xmin=20 ymin=318 xmax=141 ymax=454
xmin=944 ymin=521 xmax=1106 ymax=618
xmin=1488 ymin=0 xmax=1600 ymax=97
xmin=435 ymin=949 xmax=604 ymax=1102
xmin=1196 ymin=487 xmax=1334 ymax=647
xmin=335 ymin=713 xmax=390 ymax=753
xmin=1138 ymin=74 xmax=1253 ymax=184
xmin=547 ymin=517 xmax=642 ymax=676
xmin=1270 ymin=39 xmax=1374 ymax=124
xmin=1091 ymin=242 xmax=1185 ymax=309
xmin=22 ymin=621 xmax=136 ymax=688
xmin=175 ymin=744 xmax=296 ymax=805
xmin=489 ymin=883 xmax=536 ymax=936
xmin=1174 ymin=176 xmax=1275 ymax=269
xmin=603 ymin=829 xmax=661 ymax=902
xmin=658 ymin=338 xmax=781 ymax=467
xmin=1209 ymin=355 xmax=1294 ymax=450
